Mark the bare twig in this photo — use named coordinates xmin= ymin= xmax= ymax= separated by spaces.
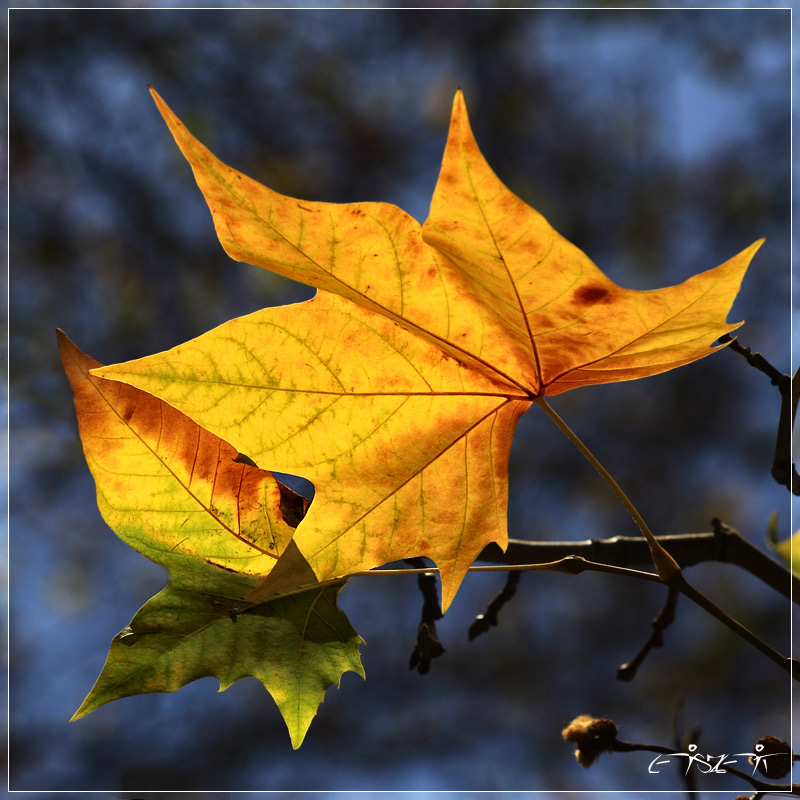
xmin=776 ymin=366 xmax=800 ymax=494
xmin=363 ymin=554 xmax=794 ymax=679
xmin=406 ymin=558 xmax=445 ymax=675
xmin=719 ymin=334 xmax=798 ymax=495
xmin=468 ymin=570 xmax=521 ymax=641
xmin=617 ymin=587 xmax=678 ymax=681
xmin=673 ymin=570 xmax=794 ymax=677
xmin=719 ymin=334 xmax=788 ymax=387
xmin=366 ymin=556 xmax=662 ymax=584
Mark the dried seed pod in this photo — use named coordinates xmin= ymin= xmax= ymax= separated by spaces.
xmin=750 ymin=734 xmax=791 ymax=779
xmin=562 ymin=714 xmax=618 ymax=767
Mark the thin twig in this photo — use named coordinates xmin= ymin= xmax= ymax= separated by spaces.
xmin=468 ymin=571 xmax=521 ymax=641
xmin=776 ymin=366 xmax=800 ymax=494
xmin=719 ymin=334 xmax=799 ymax=495
xmin=669 ymin=570 xmax=794 ymax=678
xmin=617 ymin=587 xmax=678 ymax=681
xmin=406 ymin=558 xmax=445 ymax=675
xmin=719 ymin=333 xmax=789 ymax=387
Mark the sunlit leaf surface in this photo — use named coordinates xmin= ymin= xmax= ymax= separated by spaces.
xmin=93 ymin=89 xmax=758 ymax=614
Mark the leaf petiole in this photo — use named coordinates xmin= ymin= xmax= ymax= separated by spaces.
xmin=534 ymin=397 xmax=680 ymax=581
xmin=533 ymin=396 xmax=795 ymax=679
xmin=354 ymin=558 xmax=663 ymax=583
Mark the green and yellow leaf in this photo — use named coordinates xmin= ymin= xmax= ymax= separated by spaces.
xmin=59 ymin=331 xmax=363 ymax=746
xmin=71 ymin=582 xmax=363 ymax=749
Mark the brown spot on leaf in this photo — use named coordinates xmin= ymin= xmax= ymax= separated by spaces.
xmin=573 ymin=285 xmax=612 ymax=306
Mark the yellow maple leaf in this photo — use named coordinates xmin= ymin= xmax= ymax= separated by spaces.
xmin=94 ymin=89 xmax=760 ymax=611
xmin=59 ymin=330 xmax=364 ymax=747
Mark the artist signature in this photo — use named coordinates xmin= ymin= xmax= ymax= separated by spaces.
xmin=649 ymin=742 xmax=778 ymax=775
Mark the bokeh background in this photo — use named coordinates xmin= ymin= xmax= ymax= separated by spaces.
xmin=9 ymin=5 xmax=792 ymax=797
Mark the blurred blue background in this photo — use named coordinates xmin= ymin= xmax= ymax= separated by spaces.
xmin=9 ymin=5 xmax=792 ymax=797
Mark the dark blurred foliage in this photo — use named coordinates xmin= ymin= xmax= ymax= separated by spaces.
xmin=8 ymin=6 xmax=791 ymax=796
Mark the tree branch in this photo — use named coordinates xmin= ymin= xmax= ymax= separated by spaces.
xmin=477 ymin=525 xmax=797 ymax=601
xmin=471 ymin=524 xmax=795 ymax=678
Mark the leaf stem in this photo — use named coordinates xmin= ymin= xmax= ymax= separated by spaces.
xmin=534 ymin=397 xmax=795 ymax=679
xmin=668 ymin=570 xmax=796 ymax=677
xmin=534 ymin=397 xmax=680 ymax=581
xmin=353 ymin=557 xmax=663 ymax=583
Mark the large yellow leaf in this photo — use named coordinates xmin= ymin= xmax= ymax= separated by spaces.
xmin=95 ymin=90 xmax=759 ymax=610
xmin=93 ymin=293 xmax=529 ymax=611
xmin=149 ymin=87 xmax=759 ymax=396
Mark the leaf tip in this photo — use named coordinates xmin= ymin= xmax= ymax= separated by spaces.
xmin=57 ymin=333 xmax=103 ymax=383
xmin=56 ymin=329 xmax=85 ymax=379
xmin=69 ymin=702 xmax=90 ymax=722
xmin=149 ymin=85 xmax=180 ymax=132
xmin=739 ymin=237 xmax=765 ymax=268
xmin=451 ymin=88 xmax=468 ymax=119
xmin=289 ymin=725 xmax=307 ymax=750
xmin=55 ymin=328 xmax=72 ymax=360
